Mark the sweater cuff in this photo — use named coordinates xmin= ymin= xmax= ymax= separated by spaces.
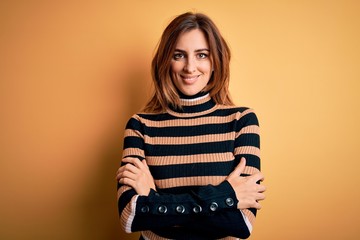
xmin=199 ymin=181 xmax=238 ymax=213
xmin=135 ymin=181 xmax=238 ymax=217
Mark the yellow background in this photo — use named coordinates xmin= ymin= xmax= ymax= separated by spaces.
xmin=1 ymin=1 xmax=359 ymax=239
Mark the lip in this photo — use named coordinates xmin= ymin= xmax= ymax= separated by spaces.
xmin=180 ymin=75 xmax=200 ymax=84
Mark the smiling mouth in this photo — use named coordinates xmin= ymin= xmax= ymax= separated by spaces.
xmin=181 ymin=75 xmax=200 ymax=84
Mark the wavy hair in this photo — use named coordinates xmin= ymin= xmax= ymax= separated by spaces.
xmin=143 ymin=12 xmax=234 ymax=112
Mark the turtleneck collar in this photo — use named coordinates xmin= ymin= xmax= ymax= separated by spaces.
xmin=166 ymin=92 xmax=219 ymax=118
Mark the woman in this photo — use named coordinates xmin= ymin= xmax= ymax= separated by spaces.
xmin=116 ymin=12 xmax=265 ymax=240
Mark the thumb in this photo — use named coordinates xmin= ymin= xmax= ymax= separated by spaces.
xmin=233 ymin=157 xmax=246 ymax=176
xmin=226 ymin=157 xmax=246 ymax=182
xmin=142 ymin=159 xmax=149 ymax=169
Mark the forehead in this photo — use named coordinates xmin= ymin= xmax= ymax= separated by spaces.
xmin=175 ymin=29 xmax=209 ymax=50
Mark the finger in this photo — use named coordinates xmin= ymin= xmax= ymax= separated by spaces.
xmin=116 ymin=165 xmax=125 ymax=175
xmin=256 ymin=192 xmax=266 ymax=201
xmin=254 ymin=201 xmax=262 ymax=210
xmin=257 ymin=184 xmax=266 ymax=193
xmin=122 ymin=157 xmax=137 ymax=164
xmin=142 ymin=160 xmax=154 ymax=177
xmin=116 ymin=168 xmax=121 ymax=179
xmin=119 ymin=177 xmax=136 ymax=188
xmin=116 ymin=172 xmax=121 ymax=181
xmin=118 ymin=171 xmax=137 ymax=183
xmin=116 ymin=166 xmax=126 ymax=180
xmin=123 ymin=157 xmax=145 ymax=170
xmin=142 ymin=159 xmax=150 ymax=169
xmin=131 ymin=158 xmax=144 ymax=169
xmin=119 ymin=164 xmax=140 ymax=177
xmin=250 ymin=172 xmax=264 ymax=183
xmin=127 ymin=163 xmax=141 ymax=174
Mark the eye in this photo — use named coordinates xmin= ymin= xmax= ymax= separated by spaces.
xmin=197 ymin=53 xmax=208 ymax=59
xmin=173 ymin=53 xmax=185 ymax=60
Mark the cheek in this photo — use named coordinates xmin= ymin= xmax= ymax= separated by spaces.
xmin=199 ymin=62 xmax=212 ymax=75
xmin=170 ymin=62 xmax=183 ymax=74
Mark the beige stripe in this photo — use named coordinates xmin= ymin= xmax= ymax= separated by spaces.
xmin=136 ymin=108 xmax=255 ymax=127
xmin=239 ymin=108 xmax=255 ymax=117
xmin=119 ymin=205 xmax=130 ymax=232
xmin=120 ymin=195 xmax=137 ymax=233
xmin=147 ymin=152 xmax=234 ymax=166
xmin=138 ymin=113 xmax=239 ymax=127
xmin=124 ymin=128 xmax=144 ymax=138
xmin=142 ymin=230 xmax=168 ymax=240
xmin=242 ymin=209 xmax=256 ymax=225
xmin=117 ymin=185 xmax=132 ymax=199
xmin=236 ymin=125 xmax=260 ymax=138
xmin=243 ymin=166 xmax=261 ymax=175
xmin=122 ymin=148 xmax=145 ymax=158
xmin=144 ymin=132 xmax=235 ymax=145
xmin=155 ymin=176 xmax=226 ymax=189
xmin=218 ymin=106 xmax=255 ymax=116
xmin=234 ymin=146 xmax=260 ymax=158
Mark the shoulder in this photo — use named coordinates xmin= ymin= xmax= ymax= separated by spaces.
xmin=125 ymin=111 xmax=172 ymax=127
xmin=214 ymin=105 xmax=260 ymax=127
xmin=217 ymin=105 xmax=258 ymax=117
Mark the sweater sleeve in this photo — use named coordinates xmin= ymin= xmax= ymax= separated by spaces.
xmin=231 ymin=108 xmax=261 ymax=235
xmin=233 ymin=109 xmax=261 ymax=174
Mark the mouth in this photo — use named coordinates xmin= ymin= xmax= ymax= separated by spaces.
xmin=181 ymin=75 xmax=200 ymax=84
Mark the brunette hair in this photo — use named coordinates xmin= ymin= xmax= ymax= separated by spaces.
xmin=143 ymin=12 xmax=234 ymax=112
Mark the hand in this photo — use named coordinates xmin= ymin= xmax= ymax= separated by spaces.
xmin=226 ymin=157 xmax=266 ymax=210
xmin=116 ymin=157 xmax=156 ymax=196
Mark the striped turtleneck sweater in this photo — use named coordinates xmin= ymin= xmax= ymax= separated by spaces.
xmin=117 ymin=92 xmax=261 ymax=240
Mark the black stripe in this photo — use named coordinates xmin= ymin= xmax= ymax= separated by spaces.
xmin=179 ymin=100 xmax=216 ymax=113
xmin=249 ymin=207 xmax=257 ymax=216
xmin=144 ymin=122 xmax=236 ymax=137
xmin=125 ymin=117 xmax=143 ymax=131
xmin=117 ymin=187 xmax=136 ymax=215
xmin=138 ymin=113 xmax=174 ymax=121
xmin=145 ymin=140 xmax=234 ymax=156
xmin=137 ymin=107 xmax=250 ymax=121
xmin=235 ymin=112 xmax=259 ymax=131
xmin=123 ymin=136 xmax=144 ymax=150
xmin=234 ymin=154 xmax=261 ymax=170
xmin=235 ymin=133 xmax=260 ymax=148
xmin=150 ymin=161 xmax=235 ymax=179
xmin=210 ymin=107 xmax=249 ymax=116
xmin=121 ymin=155 xmax=145 ymax=163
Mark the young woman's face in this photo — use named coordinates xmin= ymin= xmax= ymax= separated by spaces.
xmin=170 ymin=29 xmax=212 ymax=96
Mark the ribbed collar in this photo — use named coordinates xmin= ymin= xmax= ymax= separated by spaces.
xmin=166 ymin=92 xmax=219 ymax=118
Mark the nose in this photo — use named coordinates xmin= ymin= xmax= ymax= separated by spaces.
xmin=183 ymin=58 xmax=196 ymax=73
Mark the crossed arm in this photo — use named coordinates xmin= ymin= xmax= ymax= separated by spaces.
xmin=116 ymin=157 xmax=265 ymax=239
xmin=117 ymin=157 xmax=265 ymax=210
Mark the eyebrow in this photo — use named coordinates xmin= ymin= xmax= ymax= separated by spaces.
xmin=174 ymin=48 xmax=210 ymax=53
